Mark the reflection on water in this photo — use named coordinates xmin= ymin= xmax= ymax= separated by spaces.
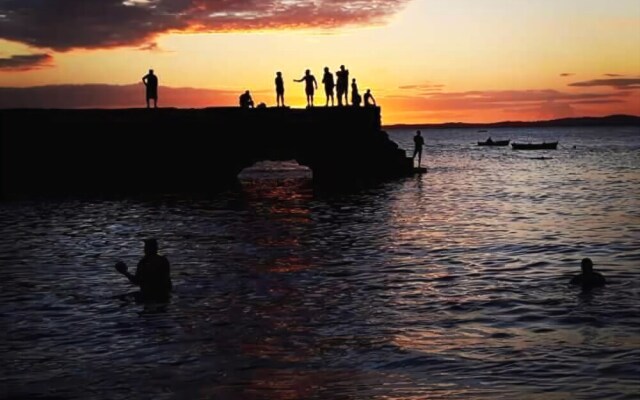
xmin=1 ymin=127 xmax=639 ymax=399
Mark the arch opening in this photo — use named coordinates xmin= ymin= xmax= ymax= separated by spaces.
xmin=238 ymin=160 xmax=313 ymax=199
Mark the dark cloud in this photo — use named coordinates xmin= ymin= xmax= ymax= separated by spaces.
xmin=139 ymin=42 xmax=160 ymax=51
xmin=0 ymin=53 xmax=52 ymax=71
xmin=383 ymin=88 xmax=640 ymax=121
xmin=384 ymin=89 xmax=631 ymax=114
xmin=571 ymin=99 xmax=624 ymax=105
xmin=560 ymin=73 xmax=574 ymax=77
xmin=569 ymin=78 xmax=640 ymax=90
xmin=420 ymin=89 xmax=621 ymax=104
xmin=604 ymin=73 xmax=623 ymax=77
xmin=398 ymin=83 xmax=445 ymax=94
xmin=0 ymin=0 xmax=410 ymax=51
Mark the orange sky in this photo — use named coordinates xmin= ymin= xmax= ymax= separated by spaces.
xmin=0 ymin=0 xmax=639 ymax=124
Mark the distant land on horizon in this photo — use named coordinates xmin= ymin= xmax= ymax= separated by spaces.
xmin=383 ymin=115 xmax=640 ymax=129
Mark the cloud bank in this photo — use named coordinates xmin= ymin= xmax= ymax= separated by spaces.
xmin=569 ymin=78 xmax=640 ymax=90
xmin=0 ymin=53 xmax=52 ymax=71
xmin=0 ymin=84 xmax=238 ymax=108
xmin=0 ymin=0 xmax=410 ymax=50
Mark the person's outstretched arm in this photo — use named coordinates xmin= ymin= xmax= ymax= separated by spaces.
xmin=115 ymin=261 xmax=140 ymax=286
xmin=293 ymin=77 xmax=303 ymax=82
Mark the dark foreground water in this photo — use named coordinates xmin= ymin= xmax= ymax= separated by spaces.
xmin=1 ymin=127 xmax=639 ymax=399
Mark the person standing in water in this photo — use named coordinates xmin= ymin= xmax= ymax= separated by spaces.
xmin=115 ymin=238 xmax=172 ymax=301
xmin=570 ymin=258 xmax=606 ymax=290
xmin=413 ymin=130 xmax=425 ymax=168
xmin=294 ymin=69 xmax=318 ymax=108
xmin=142 ymin=69 xmax=159 ymax=108
xmin=275 ymin=71 xmax=285 ymax=107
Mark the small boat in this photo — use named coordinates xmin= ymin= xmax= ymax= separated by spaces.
xmin=511 ymin=142 xmax=558 ymax=150
xmin=478 ymin=139 xmax=510 ymax=146
xmin=478 ymin=129 xmax=488 ymax=133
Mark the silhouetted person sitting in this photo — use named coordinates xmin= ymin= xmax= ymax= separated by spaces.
xmin=275 ymin=71 xmax=285 ymax=107
xmin=487 ymin=137 xmax=493 ymax=144
xmin=322 ymin=67 xmax=335 ymax=107
xmin=413 ymin=130 xmax=425 ymax=167
xmin=294 ymin=69 xmax=318 ymax=108
xmin=142 ymin=69 xmax=158 ymax=108
xmin=570 ymin=258 xmax=606 ymax=289
xmin=351 ymin=78 xmax=361 ymax=107
xmin=364 ymin=89 xmax=376 ymax=107
xmin=239 ymin=90 xmax=254 ymax=108
xmin=115 ymin=239 xmax=172 ymax=301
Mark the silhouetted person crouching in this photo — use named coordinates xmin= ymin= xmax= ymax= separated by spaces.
xmin=364 ymin=89 xmax=376 ymax=107
xmin=142 ymin=69 xmax=159 ymax=108
xmin=115 ymin=239 xmax=172 ymax=301
xmin=570 ymin=258 xmax=606 ymax=290
xmin=239 ymin=90 xmax=255 ymax=108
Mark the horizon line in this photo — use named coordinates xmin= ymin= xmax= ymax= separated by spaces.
xmin=382 ymin=114 xmax=640 ymax=128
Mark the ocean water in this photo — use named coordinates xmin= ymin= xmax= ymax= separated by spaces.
xmin=1 ymin=127 xmax=639 ymax=399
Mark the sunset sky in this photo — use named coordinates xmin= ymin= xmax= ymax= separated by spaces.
xmin=0 ymin=0 xmax=639 ymax=124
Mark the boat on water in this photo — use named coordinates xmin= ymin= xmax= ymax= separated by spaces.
xmin=511 ymin=142 xmax=558 ymax=150
xmin=478 ymin=139 xmax=510 ymax=146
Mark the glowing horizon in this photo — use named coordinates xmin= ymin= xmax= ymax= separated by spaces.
xmin=0 ymin=0 xmax=638 ymax=124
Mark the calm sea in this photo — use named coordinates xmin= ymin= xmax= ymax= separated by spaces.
xmin=1 ymin=127 xmax=639 ymax=399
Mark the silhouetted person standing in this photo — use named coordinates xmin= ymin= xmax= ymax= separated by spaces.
xmin=413 ymin=130 xmax=425 ymax=167
xmin=322 ymin=67 xmax=335 ymax=107
xmin=239 ymin=90 xmax=254 ymax=108
xmin=294 ymin=69 xmax=318 ymax=108
xmin=115 ymin=239 xmax=172 ymax=301
xmin=142 ymin=69 xmax=158 ymax=108
xmin=336 ymin=65 xmax=349 ymax=106
xmin=570 ymin=258 xmax=606 ymax=290
xmin=351 ymin=78 xmax=361 ymax=107
xmin=364 ymin=89 xmax=376 ymax=107
xmin=275 ymin=72 xmax=285 ymax=107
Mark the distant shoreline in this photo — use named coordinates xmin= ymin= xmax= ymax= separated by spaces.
xmin=383 ymin=114 xmax=640 ymax=129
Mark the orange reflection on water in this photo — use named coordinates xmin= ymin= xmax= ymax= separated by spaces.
xmin=260 ymin=255 xmax=312 ymax=273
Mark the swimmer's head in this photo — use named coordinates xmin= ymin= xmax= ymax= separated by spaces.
xmin=581 ymin=258 xmax=593 ymax=274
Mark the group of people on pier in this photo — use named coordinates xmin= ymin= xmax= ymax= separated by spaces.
xmin=289 ymin=66 xmax=376 ymax=108
xmin=238 ymin=66 xmax=376 ymax=109
xmin=141 ymin=67 xmax=375 ymax=110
